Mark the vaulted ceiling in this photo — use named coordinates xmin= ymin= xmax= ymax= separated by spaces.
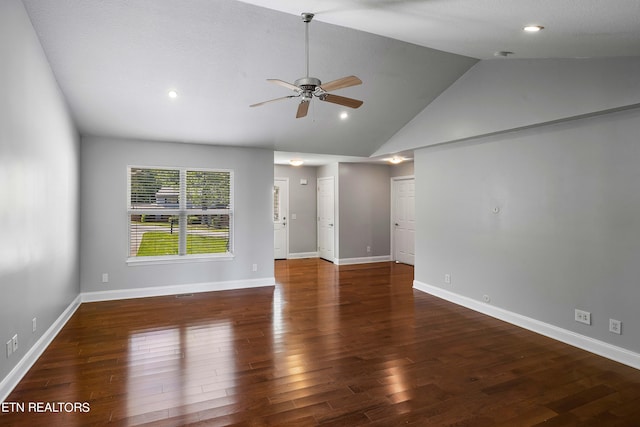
xmin=22 ymin=0 xmax=640 ymax=159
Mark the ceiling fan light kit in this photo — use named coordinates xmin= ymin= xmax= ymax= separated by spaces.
xmin=250 ymin=12 xmax=363 ymax=118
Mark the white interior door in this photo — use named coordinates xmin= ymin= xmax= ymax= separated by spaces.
xmin=274 ymin=178 xmax=289 ymax=259
xmin=317 ymin=177 xmax=335 ymax=262
xmin=393 ymin=177 xmax=415 ymax=265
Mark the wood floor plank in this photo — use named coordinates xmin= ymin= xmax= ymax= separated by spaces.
xmin=2 ymin=259 xmax=640 ymax=426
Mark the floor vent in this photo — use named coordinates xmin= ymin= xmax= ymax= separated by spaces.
xmin=175 ymin=293 xmax=194 ymax=298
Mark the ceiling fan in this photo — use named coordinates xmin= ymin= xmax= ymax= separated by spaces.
xmin=250 ymin=12 xmax=363 ymax=119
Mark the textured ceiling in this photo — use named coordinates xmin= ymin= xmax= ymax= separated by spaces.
xmin=21 ymin=0 xmax=640 ymax=159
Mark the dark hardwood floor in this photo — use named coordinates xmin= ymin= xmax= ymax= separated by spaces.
xmin=3 ymin=259 xmax=640 ymax=426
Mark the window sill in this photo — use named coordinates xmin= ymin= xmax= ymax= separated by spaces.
xmin=126 ymin=253 xmax=234 ymax=266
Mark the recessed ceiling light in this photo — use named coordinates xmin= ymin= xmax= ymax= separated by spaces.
xmin=340 ymin=111 xmax=349 ymax=120
xmin=523 ymin=25 xmax=544 ymax=32
xmin=168 ymin=90 xmax=178 ymax=99
xmin=289 ymin=159 xmax=304 ymax=166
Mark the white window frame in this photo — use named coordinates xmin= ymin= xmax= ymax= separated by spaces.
xmin=126 ymin=166 xmax=234 ymax=266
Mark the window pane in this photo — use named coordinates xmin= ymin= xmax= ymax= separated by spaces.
xmin=273 ymin=186 xmax=280 ymax=222
xmin=130 ymin=168 xmax=180 ymax=210
xmin=130 ymin=216 xmax=180 ymax=257
xmin=186 ymin=171 xmax=230 ymax=209
xmin=186 ymin=214 xmax=230 ymax=254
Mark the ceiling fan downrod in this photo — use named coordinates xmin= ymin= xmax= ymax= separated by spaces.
xmin=302 ymin=13 xmax=314 ymax=78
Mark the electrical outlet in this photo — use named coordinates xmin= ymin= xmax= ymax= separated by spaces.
xmin=33 ymin=317 xmax=37 ymax=333
xmin=366 ymin=246 xmax=371 ymax=253
xmin=252 ymin=264 xmax=258 ymax=272
xmin=609 ymin=319 xmax=622 ymax=335
xmin=12 ymin=334 xmax=18 ymax=352
xmin=6 ymin=340 xmax=12 ymax=358
xmin=575 ymin=309 xmax=591 ymax=325
xmin=102 ymin=273 xmax=109 ymax=283
xmin=444 ymin=274 xmax=451 ymax=284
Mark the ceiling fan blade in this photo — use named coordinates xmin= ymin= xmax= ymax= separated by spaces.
xmin=320 ymin=94 xmax=363 ymax=109
xmin=296 ymin=100 xmax=310 ymax=118
xmin=267 ymin=79 xmax=301 ymax=93
xmin=250 ymin=95 xmax=297 ymax=108
xmin=319 ymin=75 xmax=362 ymax=92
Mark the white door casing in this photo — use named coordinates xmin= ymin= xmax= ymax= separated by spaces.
xmin=317 ymin=177 xmax=335 ymax=262
xmin=392 ymin=177 xmax=415 ymax=265
xmin=274 ymin=178 xmax=289 ymax=259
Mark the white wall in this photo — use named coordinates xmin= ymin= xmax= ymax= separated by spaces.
xmin=0 ymin=0 xmax=80 ymax=389
xmin=415 ymin=104 xmax=640 ymax=356
xmin=80 ymin=136 xmax=274 ymax=297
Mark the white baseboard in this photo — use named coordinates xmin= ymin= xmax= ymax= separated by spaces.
xmin=287 ymin=252 xmax=319 ymax=259
xmin=335 ymin=255 xmax=392 ymax=265
xmin=413 ymin=280 xmax=640 ymax=370
xmin=0 ymin=294 xmax=82 ymax=402
xmin=81 ymin=277 xmax=276 ymax=302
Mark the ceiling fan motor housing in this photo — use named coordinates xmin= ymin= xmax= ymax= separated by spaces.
xmin=294 ymin=77 xmax=321 ymax=91
xmin=295 ymin=77 xmax=322 ymax=101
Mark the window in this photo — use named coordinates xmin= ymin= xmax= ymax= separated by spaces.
xmin=127 ymin=167 xmax=233 ymax=263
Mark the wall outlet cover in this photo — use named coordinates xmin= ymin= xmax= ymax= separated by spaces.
xmin=575 ymin=309 xmax=591 ymax=325
xmin=609 ymin=319 xmax=622 ymax=335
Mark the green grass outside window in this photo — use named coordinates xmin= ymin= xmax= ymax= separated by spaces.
xmin=136 ymin=232 xmax=228 ymax=256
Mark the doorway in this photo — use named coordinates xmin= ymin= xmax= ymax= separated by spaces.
xmin=274 ymin=178 xmax=289 ymax=259
xmin=317 ymin=176 xmax=335 ymax=262
xmin=391 ymin=176 xmax=415 ymax=265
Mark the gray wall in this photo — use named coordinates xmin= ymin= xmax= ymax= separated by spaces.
xmin=373 ymin=55 xmax=640 ymax=356
xmin=274 ymin=165 xmax=318 ymax=255
xmin=80 ymin=136 xmax=274 ymax=293
xmin=375 ymin=57 xmax=640 ymax=156
xmin=390 ymin=161 xmax=414 ymax=177
xmin=0 ymin=0 xmax=80 ymax=383
xmin=415 ymin=106 xmax=640 ymax=353
xmin=317 ymin=163 xmax=338 ymax=180
xmin=315 ymin=162 xmax=397 ymax=261
xmin=338 ymin=163 xmax=391 ymax=259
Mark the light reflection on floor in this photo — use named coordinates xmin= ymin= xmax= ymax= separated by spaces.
xmin=126 ymin=321 xmax=235 ymax=421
